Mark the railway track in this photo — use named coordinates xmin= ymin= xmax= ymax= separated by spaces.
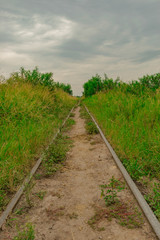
xmin=0 ymin=105 xmax=159 ymax=240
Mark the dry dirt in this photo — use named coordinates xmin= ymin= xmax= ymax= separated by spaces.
xmin=0 ymin=107 xmax=157 ymax=240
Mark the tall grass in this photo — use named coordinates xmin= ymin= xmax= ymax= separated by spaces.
xmin=84 ymin=90 xmax=160 ymax=181
xmin=0 ymin=79 xmax=76 ymax=209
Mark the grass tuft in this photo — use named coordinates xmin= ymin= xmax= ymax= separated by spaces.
xmin=80 ymin=106 xmax=99 ymax=134
xmin=13 ymin=223 xmax=35 ymax=240
xmin=42 ymin=133 xmax=73 ymax=177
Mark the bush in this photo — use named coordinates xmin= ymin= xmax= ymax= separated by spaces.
xmin=83 ymin=72 xmax=160 ymax=97
xmin=139 ymin=73 xmax=160 ymax=91
xmin=9 ymin=67 xmax=73 ymax=95
xmin=10 ymin=67 xmax=55 ymax=90
xmin=83 ymin=74 xmax=103 ymax=97
xmin=55 ymin=82 xmax=73 ymax=95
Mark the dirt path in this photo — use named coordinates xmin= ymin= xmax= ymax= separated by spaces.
xmin=0 ymin=107 xmax=157 ymax=240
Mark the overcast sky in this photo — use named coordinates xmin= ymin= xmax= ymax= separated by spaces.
xmin=0 ymin=0 xmax=160 ymax=95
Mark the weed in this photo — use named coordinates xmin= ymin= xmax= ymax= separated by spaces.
xmin=24 ymin=181 xmax=35 ymax=208
xmin=62 ymin=118 xmax=76 ymax=132
xmin=14 ymin=208 xmax=24 ymax=215
xmin=35 ymin=191 xmax=46 ymax=200
xmin=42 ymin=134 xmax=72 ymax=176
xmin=6 ymin=217 xmax=17 ymax=227
xmin=88 ymin=211 xmax=104 ymax=230
xmin=108 ymin=203 xmax=143 ymax=228
xmin=86 ymin=122 xmax=99 ymax=134
xmin=13 ymin=223 xmax=35 ymax=240
xmin=144 ymin=182 xmax=160 ymax=220
xmin=34 ymin=174 xmax=42 ymax=180
xmin=80 ymin=106 xmax=99 ymax=135
xmin=100 ymin=176 xmax=125 ymax=206
xmin=80 ymin=106 xmax=90 ymax=120
xmin=88 ymin=178 xmax=143 ymax=229
xmin=88 ymin=203 xmax=143 ymax=230
xmin=123 ymin=159 xmax=145 ymax=181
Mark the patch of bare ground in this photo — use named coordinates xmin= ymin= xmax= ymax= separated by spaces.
xmin=0 ymin=107 xmax=157 ymax=240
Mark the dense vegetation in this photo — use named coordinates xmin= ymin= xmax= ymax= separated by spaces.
xmin=83 ymin=73 xmax=160 ymax=97
xmin=83 ymin=73 xmax=160 ymax=219
xmin=11 ymin=67 xmax=73 ymax=95
xmin=0 ymin=68 xmax=76 ymax=209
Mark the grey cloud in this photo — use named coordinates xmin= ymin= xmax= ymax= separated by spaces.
xmin=0 ymin=0 xmax=160 ymax=95
xmin=134 ymin=50 xmax=160 ymax=63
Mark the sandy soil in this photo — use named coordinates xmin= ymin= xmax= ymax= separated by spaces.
xmin=0 ymin=107 xmax=157 ymax=240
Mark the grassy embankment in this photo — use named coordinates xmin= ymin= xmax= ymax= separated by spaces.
xmin=83 ymin=74 xmax=160 ymax=219
xmin=0 ymin=69 xmax=76 ymax=210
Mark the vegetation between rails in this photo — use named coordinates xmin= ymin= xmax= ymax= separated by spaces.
xmin=80 ymin=105 xmax=99 ymax=135
xmin=42 ymin=133 xmax=74 ymax=177
xmin=83 ymin=73 xmax=160 ymax=219
xmin=88 ymin=177 xmax=143 ymax=230
xmin=13 ymin=223 xmax=35 ymax=240
xmin=0 ymin=68 xmax=76 ymax=211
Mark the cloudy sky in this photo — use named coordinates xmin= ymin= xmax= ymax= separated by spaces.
xmin=0 ymin=0 xmax=160 ymax=95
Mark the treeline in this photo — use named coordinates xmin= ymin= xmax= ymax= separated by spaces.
xmin=83 ymin=73 xmax=160 ymax=97
xmin=10 ymin=67 xmax=73 ymax=95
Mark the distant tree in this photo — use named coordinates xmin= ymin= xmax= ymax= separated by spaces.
xmin=83 ymin=72 xmax=160 ymax=97
xmin=55 ymin=82 xmax=73 ymax=95
xmin=83 ymin=74 xmax=103 ymax=97
xmin=9 ymin=67 xmax=73 ymax=95
xmin=139 ymin=73 xmax=160 ymax=91
xmin=103 ymin=74 xmax=120 ymax=91
xmin=11 ymin=67 xmax=55 ymax=90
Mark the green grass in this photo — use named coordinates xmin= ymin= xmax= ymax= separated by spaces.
xmin=88 ymin=203 xmax=143 ymax=230
xmin=84 ymin=91 xmax=160 ymax=180
xmin=42 ymin=115 xmax=75 ymax=176
xmin=0 ymin=81 xmax=76 ymax=210
xmin=80 ymin=106 xmax=99 ymax=134
xmin=42 ymin=133 xmax=73 ymax=176
xmin=13 ymin=223 xmax=35 ymax=240
xmin=84 ymin=90 xmax=160 ymax=219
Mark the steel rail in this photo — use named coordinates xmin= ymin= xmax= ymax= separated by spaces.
xmin=85 ymin=105 xmax=160 ymax=240
xmin=0 ymin=106 xmax=75 ymax=230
